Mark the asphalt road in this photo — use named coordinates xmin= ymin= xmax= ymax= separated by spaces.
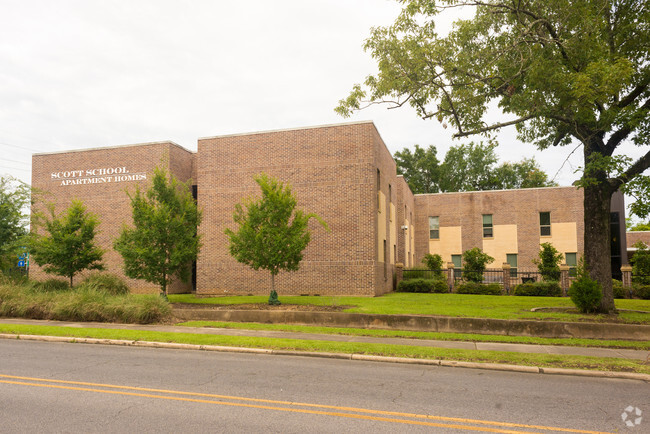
xmin=0 ymin=339 xmax=647 ymax=433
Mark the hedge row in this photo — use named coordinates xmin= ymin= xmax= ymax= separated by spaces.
xmin=512 ymin=281 xmax=562 ymax=297
xmin=396 ymin=278 xmax=449 ymax=293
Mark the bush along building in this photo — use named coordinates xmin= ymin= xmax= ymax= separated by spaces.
xmin=31 ymin=121 xmax=627 ymax=295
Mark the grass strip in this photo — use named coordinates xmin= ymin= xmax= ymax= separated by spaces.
xmin=176 ymin=321 xmax=650 ymax=351
xmin=1 ymin=324 xmax=648 ymax=375
xmin=169 ymin=293 xmax=650 ymax=324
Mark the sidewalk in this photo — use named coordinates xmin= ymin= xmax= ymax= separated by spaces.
xmin=1 ymin=318 xmax=648 ymax=361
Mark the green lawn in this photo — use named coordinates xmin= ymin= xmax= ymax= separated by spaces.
xmin=1 ymin=323 xmax=648 ymax=374
xmin=169 ymin=293 xmax=650 ymax=324
xmin=177 ymin=321 xmax=650 ymax=350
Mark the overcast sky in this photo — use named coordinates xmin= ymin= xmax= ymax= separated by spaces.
xmin=1 ymin=0 xmax=646 ymax=201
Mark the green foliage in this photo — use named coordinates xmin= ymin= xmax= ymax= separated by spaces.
xmin=403 ymin=266 xmax=437 ymax=280
xmin=397 ymin=278 xmax=448 ymax=293
xmin=462 ymin=248 xmax=494 ymax=283
xmin=76 ymin=273 xmax=130 ymax=295
xmin=29 ymin=278 xmax=70 ymax=293
xmin=534 ymin=243 xmax=563 ymax=282
xmin=633 ymin=284 xmax=650 ymax=300
xmin=421 ymin=253 xmax=444 ymax=278
xmin=225 ymin=173 xmax=328 ymax=294
xmin=394 ymin=144 xmax=440 ymax=193
xmin=455 ymin=282 xmax=502 ymax=295
xmin=569 ymin=274 xmax=603 ymax=314
xmin=612 ymin=279 xmax=626 ymax=299
xmin=627 ymin=220 xmax=650 ymax=231
xmin=30 ymin=200 xmax=104 ymax=286
xmin=0 ymin=282 xmax=170 ymax=323
xmin=114 ymin=167 xmax=201 ymax=296
xmin=513 ymin=282 xmax=562 ymax=297
xmin=631 ymin=242 xmax=650 ymax=285
xmin=394 ymin=142 xmax=554 ymax=194
xmin=0 ymin=176 xmax=30 ymax=272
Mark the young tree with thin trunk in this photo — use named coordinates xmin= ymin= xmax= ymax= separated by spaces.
xmin=225 ymin=173 xmax=328 ymax=296
xmin=30 ymin=200 xmax=104 ymax=286
xmin=0 ymin=176 xmax=31 ymax=271
xmin=337 ymin=0 xmax=650 ymax=312
xmin=114 ymin=167 xmax=201 ymax=297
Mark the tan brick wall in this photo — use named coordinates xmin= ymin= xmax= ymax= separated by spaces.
xmin=196 ymin=122 xmax=385 ymax=296
xmin=414 ymin=187 xmax=586 ymax=269
xmin=31 ymin=142 xmax=195 ymax=293
xmin=627 ymin=231 xmax=650 ymax=248
xmin=395 ymin=176 xmax=415 ymax=267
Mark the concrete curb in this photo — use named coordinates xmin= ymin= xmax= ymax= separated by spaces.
xmin=172 ymin=308 xmax=650 ymax=340
xmin=2 ymin=333 xmax=648 ymax=382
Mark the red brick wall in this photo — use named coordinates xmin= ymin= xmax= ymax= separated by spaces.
xmin=196 ymin=122 xmax=384 ymax=296
xmin=414 ymin=187 xmax=586 ymax=269
xmin=31 ymin=142 xmax=195 ymax=293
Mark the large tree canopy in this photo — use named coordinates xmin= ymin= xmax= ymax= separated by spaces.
xmin=395 ymin=142 xmax=555 ymax=193
xmin=337 ymin=0 xmax=650 ymax=312
xmin=0 ymin=176 xmax=30 ymax=270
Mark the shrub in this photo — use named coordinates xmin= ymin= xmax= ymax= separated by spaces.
xmin=421 ymin=253 xmax=444 ymax=278
xmin=430 ymin=279 xmax=449 ymax=293
xmin=455 ymin=282 xmax=502 ymax=295
xmin=534 ymin=243 xmax=563 ymax=282
xmin=611 ymin=279 xmax=626 ymax=299
xmin=76 ymin=273 xmax=130 ymax=295
xmin=513 ymin=281 xmax=562 ymax=297
xmin=462 ymin=248 xmax=494 ymax=283
xmin=29 ymin=278 xmax=70 ymax=293
xmin=633 ymin=284 xmax=650 ymax=300
xmin=631 ymin=241 xmax=650 ymax=285
xmin=569 ymin=276 xmax=602 ymax=313
xmin=403 ymin=266 xmax=438 ymax=280
xmin=397 ymin=278 xmax=434 ymax=293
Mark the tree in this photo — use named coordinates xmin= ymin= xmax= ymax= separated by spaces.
xmin=628 ymin=220 xmax=650 ymax=231
xmin=462 ymin=247 xmax=494 ymax=283
xmin=394 ymin=142 xmax=555 ymax=193
xmin=421 ymin=253 xmax=444 ymax=278
xmin=30 ymin=200 xmax=104 ymax=286
xmin=225 ymin=173 xmax=329 ymax=295
xmin=0 ymin=176 xmax=30 ymax=271
xmin=114 ymin=167 xmax=201 ymax=297
xmin=534 ymin=243 xmax=564 ymax=282
xmin=394 ymin=144 xmax=441 ymax=193
xmin=337 ymin=0 xmax=650 ymax=312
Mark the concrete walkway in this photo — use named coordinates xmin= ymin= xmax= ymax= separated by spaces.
xmin=1 ymin=318 xmax=648 ymax=361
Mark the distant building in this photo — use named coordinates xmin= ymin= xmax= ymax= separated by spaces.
xmin=30 ymin=121 xmax=627 ymax=295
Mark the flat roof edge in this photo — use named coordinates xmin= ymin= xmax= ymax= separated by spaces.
xmin=413 ymin=185 xmax=578 ymax=197
xmin=198 ymin=120 xmax=375 ymax=141
xmin=33 ymin=141 xmax=194 ymax=157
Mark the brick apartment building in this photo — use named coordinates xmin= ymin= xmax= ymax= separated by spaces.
xmin=30 ymin=121 xmax=627 ymax=295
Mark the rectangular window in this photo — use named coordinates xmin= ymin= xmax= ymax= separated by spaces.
xmin=565 ymin=252 xmax=577 ymax=277
xmin=389 ymin=184 xmax=393 ymax=221
xmin=540 ymin=212 xmax=551 ymax=236
xmin=429 ymin=216 xmax=439 ymax=239
xmin=506 ymin=254 xmax=518 ymax=277
xmin=482 ymin=214 xmax=493 ymax=238
xmin=451 ymin=254 xmax=462 ymax=279
xmin=377 ymin=169 xmax=381 ymax=212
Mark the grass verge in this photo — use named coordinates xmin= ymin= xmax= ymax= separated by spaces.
xmin=169 ymin=293 xmax=650 ymax=324
xmin=1 ymin=324 xmax=648 ymax=374
xmin=177 ymin=321 xmax=650 ymax=351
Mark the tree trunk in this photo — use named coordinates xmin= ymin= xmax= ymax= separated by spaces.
xmin=69 ymin=275 xmax=73 ymax=288
xmin=271 ymin=273 xmax=275 ymax=293
xmin=582 ymin=148 xmax=615 ymax=313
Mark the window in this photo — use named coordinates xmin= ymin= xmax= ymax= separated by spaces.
xmin=389 ymin=184 xmax=393 ymax=221
xmin=540 ymin=212 xmax=551 ymax=236
xmin=565 ymin=252 xmax=577 ymax=277
xmin=482 ymin=214 xmax=493 ymax=238
xmin=377 ymin=169 xmax=381 ymax=212
xmin=506 ymin=254 xmax=518 ymax=277
xmin=451 ymin=254 xmax=462 ymax=279
xmin=429 ymin=216 xmax=439 ymax=239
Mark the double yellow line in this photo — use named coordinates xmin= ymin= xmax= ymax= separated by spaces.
xmin=0 ymin=374 xmax=611 ymax=433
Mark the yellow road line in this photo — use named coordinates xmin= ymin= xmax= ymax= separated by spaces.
xmin=0 ymin=374 xmax=612 ymax=434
